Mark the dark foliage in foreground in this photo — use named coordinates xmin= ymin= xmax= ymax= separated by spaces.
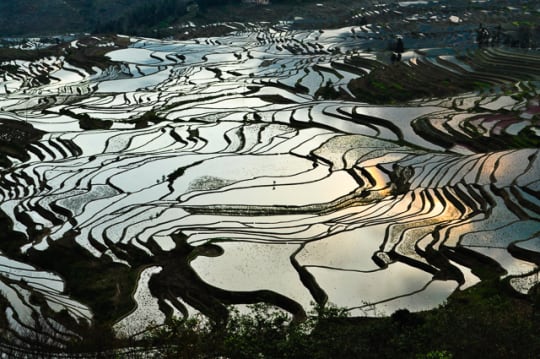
xmin=142 ymin=281 xmax=540 ymax=359
xmin=5 ymin=279 xmax=531 ymax=359
xmin=0 ymin=272 xmax=538 ymax=358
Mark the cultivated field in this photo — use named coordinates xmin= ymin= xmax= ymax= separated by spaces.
xmin=0 ymin=1 xmax=539 ymax=354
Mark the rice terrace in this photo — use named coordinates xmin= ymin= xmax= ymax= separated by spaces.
xmin=0 ymin=0 xmax=539 ymax=357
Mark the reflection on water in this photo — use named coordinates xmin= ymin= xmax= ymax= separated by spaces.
xmin=0 ymin=25 xmax=538 ymax=343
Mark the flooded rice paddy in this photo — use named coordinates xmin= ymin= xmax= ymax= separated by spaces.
xmin=0 ymin=19 xmax=539 ymax=345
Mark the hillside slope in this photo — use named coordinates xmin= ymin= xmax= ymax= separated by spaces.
xmin=0 ymin=0 xmax=190 ymax=36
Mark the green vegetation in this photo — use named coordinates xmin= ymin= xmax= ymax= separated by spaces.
xmin=346 ymin=48 xmax=540 ymax=104
xmin=102 ymin=279 xmax=540 ymax=358
xmin=347 ymin=59 xmax=483 ymax=104
xmin=143 ymin=280 xmax=540 ymax=358
xmin=6 ymin=278 xmax=537 ymax=358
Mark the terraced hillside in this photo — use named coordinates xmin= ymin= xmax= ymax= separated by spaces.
xmin=0 ymin=18 xmax=539 ymax=353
